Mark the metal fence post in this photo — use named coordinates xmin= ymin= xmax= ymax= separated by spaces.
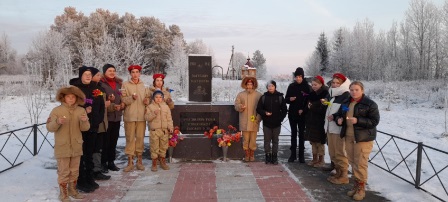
xmin=415 ymin=142 xmax=423 ymax=189
xmin=33 ymin=124 xmax=38 ymax=156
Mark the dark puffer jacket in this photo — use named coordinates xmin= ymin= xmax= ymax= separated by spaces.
xmin=70 ymin=78 xmax=105 ymax=133
xmin=285 ymin=81 xmax=311 ymax=121
xmin=335 ymin=94 xmax=380 ymax=142
xmin=256 ymin=91 xmax=287 ymax=128
xmin=305 ymin=86 xmax=329 ymax=143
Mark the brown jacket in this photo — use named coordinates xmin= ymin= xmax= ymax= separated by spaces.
xmin=148 ymin=86 xmax=174 ymax=109
xmin=121 ymin=79 xmax=148 ymax=122
xmin=145 ymin=102 xmax=173 ymax=131
xmin=234 ymin=89 xmax=262 ymax=132
xmin=46 ymin=86 xmax=90 ymax=158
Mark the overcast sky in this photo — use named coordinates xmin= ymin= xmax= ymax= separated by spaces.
xmin=0 ymin=0 xmax=445 ymax=75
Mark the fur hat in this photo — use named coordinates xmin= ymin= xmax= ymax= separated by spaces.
xmin=78 ymin=66 xmax=99 ymax=78
xmin=102 ymin=64 xmax=115 ymax=74
xmin=333 ymin=73 xmax=347 ymax=82
xmin=152 ymin=90 xmax=164 ymax=100
xmin=128 ymin=65 xmax=142 ymax=73
xmin=266 ymin=80 xmax=277 ymax=89
xmin=153 ymin=74 xmax=165 ymax=80
xmin=294 ymin=67 xmax=305 ymax=77
xmin=56 ymin=86 xmax=86 ymax=105
xmin=315 ymin=75 xmax=325 ymax=85
xmin=241 ymin=76 xmax=258 ymax=89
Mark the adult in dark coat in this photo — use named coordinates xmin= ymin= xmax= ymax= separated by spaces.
xmin=304 ymin=76 xmax=329 ymax=167
xmin=285 ymin=67 xmax=311 ymax=163
xmin=69 ymin=66 xmax=105 ymax=193
xmin=99 ymin=64 xmax=123 ymax=172
xmin=256 ymin=80 xmax=287 ymax=165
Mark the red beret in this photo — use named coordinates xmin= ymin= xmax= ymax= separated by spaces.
xmin=153 ymin=73 xmax=165 ymax=80
xmin=315 ymin=75 xmax=325 ymax=85
xmin=246 ymin=79 xmax=253 ymax=84
xmin=128 ymin=65 xmax=142 ymax=72
xmin=333 ymin=73 xmax=346 ymax=82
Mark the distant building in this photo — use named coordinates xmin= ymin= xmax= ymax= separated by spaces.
xmin=240 ymin=57 xmax=256 ymax=79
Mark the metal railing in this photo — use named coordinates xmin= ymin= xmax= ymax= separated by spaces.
xmin=0 ymin=121 xmax=447 ymax=201
xmin=0 ymin=123 xmax=54 ymax=173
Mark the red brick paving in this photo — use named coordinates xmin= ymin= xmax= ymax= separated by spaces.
xmin=79 ymin=171 xmax=139 ymax=201
xmin=170 ymin=163 xmax=217 ymax=202
xmin=249 ymin=162 xmax=311 ymax=202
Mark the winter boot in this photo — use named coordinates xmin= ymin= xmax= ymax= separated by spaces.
xmin=271 ymin=153 xmax=278 ymax=165
xmin=288 ymin=146 xmax=296 ymax=162
xmin=58 ymin=183 xmax=70 ymax=202
xmin=265 ymin=153 xmax=272 ymax=164
xmin=244 ymin=150 xmax=250 ymax=162
xmin=159 ymin=157 xmax=170 ymax=170
xmin=307 ymin=154 xmax=318 ymax=166
xmin=353 ymin=180 xmax=366 ymax=201
xmin=136 ymin=155 xmax=145 ymax=171
xmin=123 ymin=155 xmax=134 ymax=172
xmin=151 ymin=158 xmax=158 ymax=172
xmin=330 ymin=168 xmax=349 ymax=184
xmin=93 ymin=171 xmax=111 ymax=180
xmin=86 ymin=172 xmax=99 ymax=190
xmin=313 ymin=155 xmax=325 ymax=168
xmin=347 ymin=178 xmax=360 ymax=197
xmin=101 ymin=163 xmax=109 ymax=173
xmin=108 ymin=161 xmax=120 ymax=171
xmin=249 ymin=149 xmax=255 ymax=162
xmin=321 ymin=161 xmax=335 ymax=171
xmin=327 ymin=165 xmax=341 ymax=182
xmin=76 ymin=177 xmax=94 ymax=193
xmin=68 ymin=181 xmax=84 ymax=199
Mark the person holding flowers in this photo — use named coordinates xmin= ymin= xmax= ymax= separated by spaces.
xmin=324 ymin=73 xmax=351 ymax=185
xmin=334 ymin=81 xmax=379 ymax=201
xmin=69 ymin=66 xmax=105 ymax=192
xmin=304 ymin=76 xmax=329 ymax=168
xmin=121 ymin=65 xmax=149 ymax=172
xmin=46 ymin=86 xmax=90 ymax=201
xmin=145 ymin=90 xmax=174 ymax=172
xmin=148 ymin=73 xmax=174 ymax=109
xmin=234 ymin=76 xmax=262 ymax=162
xmin=256 ymin=80 xmax=287 ymax=165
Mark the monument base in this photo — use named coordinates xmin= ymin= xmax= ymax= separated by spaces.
xmin=172 ymin=135 xmax=244 ymax=160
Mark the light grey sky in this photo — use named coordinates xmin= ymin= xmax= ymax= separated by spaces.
xmin=0 ymin=0 xmax=444 ymax=75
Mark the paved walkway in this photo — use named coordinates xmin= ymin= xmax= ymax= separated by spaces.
xmin=75 ymin=145 xmax=388 ymax=202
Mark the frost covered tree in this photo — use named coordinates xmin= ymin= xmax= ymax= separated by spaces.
xmin=0 ymin=33 xmax=18 ymax=74
xmin=316 ymin=32 xmax=329 ymax=76
xmin=305 ymin=51 xmax=321 ymax=77
xmin=251 ymin=50 xmax=266 ymax=79
xmin=166 ymin=36 xmax=188 ymax=94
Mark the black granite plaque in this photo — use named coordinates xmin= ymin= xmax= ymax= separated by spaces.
xmin=188 ymin=55 xmax=212 ymax=102
xmin=180 ymin=112 xmax=219 ymax=134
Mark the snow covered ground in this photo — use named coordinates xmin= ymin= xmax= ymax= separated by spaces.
xmin=0 ymin=78 xmax=447 ymax=201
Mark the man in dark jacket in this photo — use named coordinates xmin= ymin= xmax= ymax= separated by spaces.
xmin=256 ymin=80 xmax=287 ymax=165
xmin=285 ymin=67 xmax=311 ymax=163
xmin=69 ymin=66 xmax=105 ymax=193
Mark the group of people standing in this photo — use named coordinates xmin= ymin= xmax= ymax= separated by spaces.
xmin=236 ymin=67 xmax=380 ymax=201
xmin=47 ymin=64 xmax=174 ymax=201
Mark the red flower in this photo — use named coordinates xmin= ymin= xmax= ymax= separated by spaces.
xmin=92 ymin=89 xmax=103 ymax=97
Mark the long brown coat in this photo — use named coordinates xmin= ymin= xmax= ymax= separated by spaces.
xmin=46 ymin=86 xmax=90 ymax=158
xmin=234 ymin=77 xmax=262 ymax=132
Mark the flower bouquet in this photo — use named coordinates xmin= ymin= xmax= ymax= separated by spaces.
xmin=204 ymin=125 xmax=241 ymax=161
xmin=168 ymin=126 xmax=183 ymax=163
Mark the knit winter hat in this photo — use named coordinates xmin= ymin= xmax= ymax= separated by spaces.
xmin=78 ymin=66 xmax=99 ymax=78
xmin=333 ymin=73 xmax=347 ymax=82
xmin=266 ymin=80 xmax=277 ymax=89
xmin=294 ymin=67 xmax=305 ymax=77
xmin=102 ymin=64 xmax=115 ymax=74
xmin=152 ymin=90 xmax=164 ymax=100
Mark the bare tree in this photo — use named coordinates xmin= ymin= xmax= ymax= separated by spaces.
xmin=0 ymin=33 xmax=18 ymax=74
